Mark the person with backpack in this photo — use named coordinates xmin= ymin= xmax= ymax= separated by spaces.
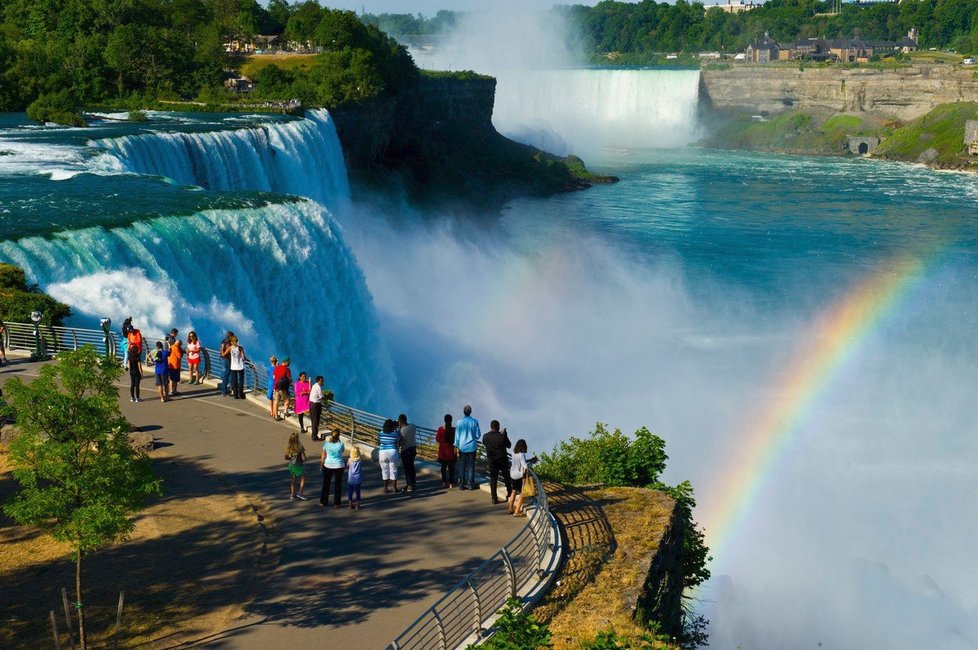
xmin=127 ymin=341 xmax=142 ymax=402
xmin=272 ymin=358 xmax=292 ymax=420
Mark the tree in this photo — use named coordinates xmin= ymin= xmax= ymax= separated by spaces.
xmin=2 ymin=347 xmax=161 ymax=650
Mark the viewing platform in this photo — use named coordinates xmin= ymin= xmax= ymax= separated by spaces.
xmin=0 ymin=325 xmax=562 ymax=649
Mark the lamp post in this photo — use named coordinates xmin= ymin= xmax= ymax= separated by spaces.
xmin=30 ymin=310 xmax=42 ymax=361
xmin=100 ymin=317 xmax=112 ymax=359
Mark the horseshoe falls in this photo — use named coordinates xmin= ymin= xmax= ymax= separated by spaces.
xmin=490 ymin=69 xmax=702 ymax=155
xmin=0 ymin=112 xmax=394 ymax=409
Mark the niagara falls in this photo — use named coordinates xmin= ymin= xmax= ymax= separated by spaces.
xmin=4 ymin=0 xmax=978 ymax=649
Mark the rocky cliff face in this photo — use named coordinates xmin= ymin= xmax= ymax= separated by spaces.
xmin=331 ymin=76 xmax=601 ymax=212
xmin=701 ymin=64 xmax=978 ymax=121
xmin=634 ymin=502 xmax=685 ymax=638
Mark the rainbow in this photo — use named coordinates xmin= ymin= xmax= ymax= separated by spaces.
xmin=700 ymin=253 xmax=930 ymax=564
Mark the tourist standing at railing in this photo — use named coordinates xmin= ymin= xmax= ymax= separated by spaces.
xmin=508 ymin=439 xmax=531 ymax=517
xmin=219 ymin=331 xmax=234 ymax=397
xmin=398 ymin=413 xmax=418 ymax=492
xmin=186 ymin=332 xmax=202 ymax=384
xmin=295 ymin=372 xmax=311 ymax=434
xmin=436 ymin=414 xmax=457 ymax=488
xmin=127 ymin=341 xmax=142 ymax=402
xmin=272 ymin=358 xmax=292 ymax=420
xmin=455 ymin=405 xmax=481 ymax=491
xmin=378 ymin=418 xmax=402 ymax=493
xmin=266 ymin=356 xmax=277 ymax=413
xmin=149 ymin=341 xmax=169 ymax=402
xmin=0 ymin=321 xmax=7 ymax=366
xmin=320 ymin=429 xmax=345 ymax=507
xmin=309 ymin=375 xmax=325 ymax=440
xmin=166 ymin=329 xmax=184 ymax=397
xmin=228 ymin=335 xmax=248 ymax=399
xmin=483 ymin=420 xmax=512 ymax=505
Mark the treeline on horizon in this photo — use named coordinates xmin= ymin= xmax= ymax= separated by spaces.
xmin=367 ymin=0 xmax=978 ymax=57
xmin=0 ymin=0 xmax=416 ymax=122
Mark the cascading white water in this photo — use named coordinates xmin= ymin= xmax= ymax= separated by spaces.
xmin=93 ymin=109 xmax=350 ymax=212
xmin=491 ymin=69 xmax=702 ymax=155
xmin=0 ymin=200 xmax=396 ymax=409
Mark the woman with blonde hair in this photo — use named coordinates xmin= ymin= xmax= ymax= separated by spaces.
xmin=285 ymin=432 xmax=308 ymax=500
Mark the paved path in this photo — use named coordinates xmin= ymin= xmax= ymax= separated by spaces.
xmin=1 ymin=357 xmax=522 ymax=649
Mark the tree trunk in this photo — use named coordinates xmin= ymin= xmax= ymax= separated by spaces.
xmin=75 ymin=548 xmax=87 ymax=650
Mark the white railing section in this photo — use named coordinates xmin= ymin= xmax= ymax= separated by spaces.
xmin=2 ymin=319 xmax=563 ymax=647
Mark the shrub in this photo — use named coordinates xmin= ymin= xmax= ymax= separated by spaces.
xmin=26 ymin=91 xmax=87 ymax=127
xmin=472 ymin=598 xmax=552 ymax=649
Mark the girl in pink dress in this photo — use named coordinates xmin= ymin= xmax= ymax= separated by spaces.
xmin=294 ymin=372 xmax=312 ymax=434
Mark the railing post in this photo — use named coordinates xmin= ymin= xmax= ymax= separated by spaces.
xmin=433 ymin=609 xmax=448 ymax=649
xmin=202 ymin=348 xmax=211 ymax=381
xmin=467 ymin=578 xmax=483 ymax=638
xmin=71 ymin=330 xmax=78 ymax=351
xmin=501 ymin=548 xmax=517 ymax=599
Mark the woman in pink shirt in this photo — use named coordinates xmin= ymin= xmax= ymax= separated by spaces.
xmin=294 ymin=371 xmax=312 ymax=434
xmin=186 ymin=331 xmax=202 ymax=385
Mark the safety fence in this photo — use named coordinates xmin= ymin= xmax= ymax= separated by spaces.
xmin=388 ymin=468 xmax=559 ymax=650
xmin=3 ymin=319 xmax=563 ymax=649
xmin=1 ymin=321 xmax=497 ymax=470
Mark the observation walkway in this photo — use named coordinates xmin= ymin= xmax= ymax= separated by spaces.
xmin=1 ymin=323 xmax=561 ymax=648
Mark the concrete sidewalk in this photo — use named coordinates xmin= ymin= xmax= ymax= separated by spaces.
xmin=1 ymin=357 xmax=522 ymax=649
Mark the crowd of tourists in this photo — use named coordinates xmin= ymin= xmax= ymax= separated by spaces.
xmin=115 ymin=317 xmax=536 ymax=514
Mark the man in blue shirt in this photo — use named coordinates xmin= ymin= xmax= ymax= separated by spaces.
xmin=454 ymin=404 xmax=481 ymax=490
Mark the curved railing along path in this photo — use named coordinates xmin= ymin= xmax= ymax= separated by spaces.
xmin=1 ymin=321 xmax=563 ymax=648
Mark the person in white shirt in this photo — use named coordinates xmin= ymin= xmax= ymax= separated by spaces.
xmin=309 ymin=375 xmax=325 ymax=440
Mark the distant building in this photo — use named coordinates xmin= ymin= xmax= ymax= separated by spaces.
xmin=747 ymin=29 xmax=917 ymax=62
xmin=224 ymin=75 xmax=254 ymax=94
xmin=712 ymin=0 xmax=760 ymax=13
xmin=746 ymin=32 xmax=779 ymax=63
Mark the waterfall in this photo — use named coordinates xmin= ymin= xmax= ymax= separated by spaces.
xmin=491 ymin=69 xmax=702 ymax=155
xmin=0 ymin=200 xmax=395 ymax=409
xmin=93 ymin=109 xmax=350 ymax=212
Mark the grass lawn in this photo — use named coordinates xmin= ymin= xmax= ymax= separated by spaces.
xmin=239 ymin=53 xmax=318 ymax=78
xmin=910 ymin=50 xmax=965 ymax=64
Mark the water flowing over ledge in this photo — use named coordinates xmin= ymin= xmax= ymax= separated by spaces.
xmin=93 ymin=109 xmax=350 ymax=213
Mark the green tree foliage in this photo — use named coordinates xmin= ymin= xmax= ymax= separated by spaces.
xmin=0 ymin=263 xmax=72 ymax=325
xmin=2 ymin=346 xmax=161 ymax=649
xmin=537 ymin=423 xmax=668 ymax=488
xmin=0 ymin=0 xmax=420 ymax=119
xmin=536 ymin=423 xmax=712 ymax=643
xmin=557 ymin=0 xmax=978 ymax=56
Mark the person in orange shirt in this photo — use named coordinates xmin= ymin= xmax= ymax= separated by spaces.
xmin=167 ymin=328 xmax=184 ymax=397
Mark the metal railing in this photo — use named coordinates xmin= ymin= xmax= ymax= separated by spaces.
xmin=388 ymin=468 xmax=558 ymax=650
